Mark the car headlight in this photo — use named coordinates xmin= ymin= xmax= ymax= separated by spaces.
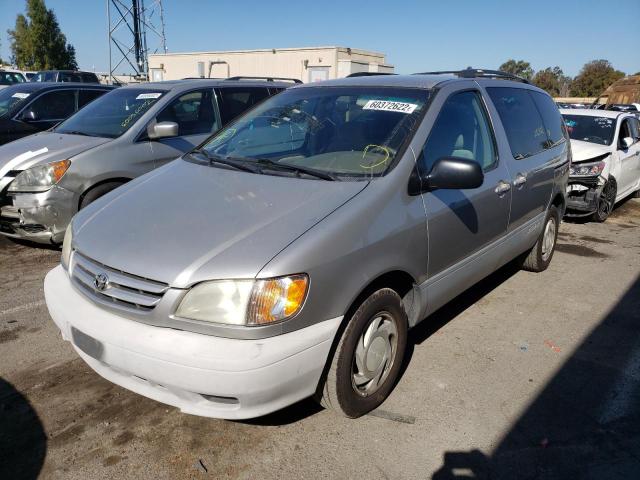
xmin=8 ymin=159 xmax=71 ymax=193
xmin=61 ymin=223 xmax=73 ymax=269
xmin=175 ymin=274 xmax=309 ymax=326
xmin=570 ymin=161 xmax=605 ymax=176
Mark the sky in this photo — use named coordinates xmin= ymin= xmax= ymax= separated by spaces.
xmin=1 ymin=0 xmax=639 ymax=77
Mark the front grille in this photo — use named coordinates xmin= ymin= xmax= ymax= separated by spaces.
xmin=71 ymin=251 xmax=169 ymax=312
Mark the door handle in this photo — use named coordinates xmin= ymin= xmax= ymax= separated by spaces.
xmin=513 ymin=173 xmax=527 ymax=187
xmin=495 ymin=181 xmax=511 ymax=196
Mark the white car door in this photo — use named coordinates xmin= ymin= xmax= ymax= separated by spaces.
xmin=616 ymin=117 xmax=640 ymax=197
xmin=627 ymin=117 xmax=640 ymax=193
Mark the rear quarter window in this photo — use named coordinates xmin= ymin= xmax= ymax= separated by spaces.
xmin=530 ymin=91 xmax=565 ymax=145
xmin=486 ymin=87 xmax=548 ymax=159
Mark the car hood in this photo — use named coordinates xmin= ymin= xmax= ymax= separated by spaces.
xmin=73 ymin=160 xmax=368 ymax=287
xmin=0 ymin=132 xmax=111 ymax=178
xmin=570 ymin=139 xmax=612 ymax=163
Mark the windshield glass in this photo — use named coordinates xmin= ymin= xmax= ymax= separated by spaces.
xmin=54 ymin=88 xmax=166 ymax=138
xmin=563 ymin=114 xmax=616 ymax=146
xmin=0 ymin=71 xmax=25 ymax=85
xmin=199 ymin=86 xmax=429 ymax=178
xmin=0 ymin=88 xmax=31 ymax=117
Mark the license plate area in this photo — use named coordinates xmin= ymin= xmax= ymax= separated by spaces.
xmin=71 ymin=327 xmax=104 ymax=361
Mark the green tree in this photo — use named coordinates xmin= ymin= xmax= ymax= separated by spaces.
xmin=570 ymin=60 xmax=625 ymax=97
xmin=532 ymin=66 xmax=571 ymax=97
xmin=499 ymin=59 xmax=534 ymax=80
xmin=8 ymin=0 xmax=77 ymax=70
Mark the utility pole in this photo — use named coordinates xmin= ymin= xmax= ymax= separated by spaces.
xmin=106 ymin=0 xmax=167 ymax=84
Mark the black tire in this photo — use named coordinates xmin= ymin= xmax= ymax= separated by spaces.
xmin=318 ymin=288 xmax=408 ymax=418
xmin=633 ymin=187 xmax=640 ymax=199
xmin=520 ymin=205 xmax=560 ymax=273
xmin=591 ymin=178 xmax=617 ymax=223
xmin=80 ymin=182 xmax=125 ymax=210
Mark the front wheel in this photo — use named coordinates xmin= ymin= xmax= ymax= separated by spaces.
xmin=591 ymin=178 xmax=616 ymax=222
xmin=519 ymin=205 xmax=560 ymax=273
xmin=317 ymin=288 xmax=408 ymax=418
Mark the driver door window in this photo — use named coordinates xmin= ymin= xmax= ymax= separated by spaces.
xmin=156 ymin=89 xmax=218 ymax=137
xmin=24 ymin=90 xmax=76 ymax=122
xmin=419 ymin=90 xmax=497 ymax=175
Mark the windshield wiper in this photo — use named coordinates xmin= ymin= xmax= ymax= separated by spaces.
xmin=251 ymin=158 xmax=337 ymax=181
xmin=57 ymin=130 xmax=99 ymax=137
xmin=189 ymin=150 xmax=260 ymax=173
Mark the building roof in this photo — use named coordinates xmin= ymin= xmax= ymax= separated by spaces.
xmin=149 ymin=46 xmax=386 ymax=58
xmin=120 ymin=78 xmax=296 ymax=91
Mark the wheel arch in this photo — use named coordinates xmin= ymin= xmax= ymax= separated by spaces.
xmin=78 ymin=177 xmax=132 ymax=210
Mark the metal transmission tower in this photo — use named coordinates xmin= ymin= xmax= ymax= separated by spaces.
xmin=106 ymin=0 xmax=167 ymax=83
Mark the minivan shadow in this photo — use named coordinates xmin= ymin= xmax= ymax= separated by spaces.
xmin=399 ymin=261 xmax=521 ymax=380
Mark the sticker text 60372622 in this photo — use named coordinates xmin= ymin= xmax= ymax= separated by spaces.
xmin=362 ymin=100 xmax=418 ymax=114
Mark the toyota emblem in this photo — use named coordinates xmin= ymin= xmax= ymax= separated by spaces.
xmin=94 ymin=273 xmax=109 ymax=291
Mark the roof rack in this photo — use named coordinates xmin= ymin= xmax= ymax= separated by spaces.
xmin=346 ymin=72 xmax=397 ymax=78
xmin=413 ymin=68 xmax=530 ymax=84
xmin=225 ymin=76 xmax=302 ymax=84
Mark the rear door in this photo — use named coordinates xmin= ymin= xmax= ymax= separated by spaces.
xmin=215 ymin=86 xmax=270 ymax=125
xmin=419 ymin=88 xmax=511 ymax=281
xmin=15 ymin=88 xmax=77 ymax=132
xmin=485 ymin=86 xmax=559 ymax=231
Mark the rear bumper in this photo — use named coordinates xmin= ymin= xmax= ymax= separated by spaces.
xmin=44 ymin=265 xmax=342 ymax=419
xmin=0 ymin=186 xmax=75 ymax=244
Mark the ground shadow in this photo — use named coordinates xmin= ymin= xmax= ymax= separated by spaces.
xmin=0 ymin=378 xmax=47 ymax=480
xmin=433 ymin=274 xmax=640 ymax=479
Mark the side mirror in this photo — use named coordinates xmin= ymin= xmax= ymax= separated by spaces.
xmin=621 ymin=136 xmax=633 ymax=149
xmin=148 ymin=121 xmax=179 ymax=140
xmin=411 ymin=157 xmax=484 ymax=194
xmin=20 ymin=109 xmax=38 ymax=122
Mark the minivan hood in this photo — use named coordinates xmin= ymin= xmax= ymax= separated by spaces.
xmin=570 ymin=139 xmax=612 ymax=163
xmin=0 ymin=132 xmax=110 ymax=178
xmin=74 ymin=160 xmax=368 ymax=287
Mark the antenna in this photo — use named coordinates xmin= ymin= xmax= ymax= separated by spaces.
xmin=106 ymin=0 xmax=167 ymax=84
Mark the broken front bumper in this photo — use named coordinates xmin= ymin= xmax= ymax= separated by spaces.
xmin=0 ymin=184 xmax=76 ymax=244
xmin=565 ymin=175 xmax=604 ymax=217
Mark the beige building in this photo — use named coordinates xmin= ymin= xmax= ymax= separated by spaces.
xmin=148 ymin=46 xmax=394 ymax=83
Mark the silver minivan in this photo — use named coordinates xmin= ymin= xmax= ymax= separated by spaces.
xmin=0 ymin=78 xmax=292 ymax=243
xmin=45 ymin=70 xmax=570 ymax=419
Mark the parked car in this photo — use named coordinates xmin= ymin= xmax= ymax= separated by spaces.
xmin=0 ymin=82 xmax=114 ymax=146
xmin=562 ymin=109 xmax=640 ymax=221
xmin=23 ymin=71 xmax=37 ymax=81
xmin=44 ymin=70 xmax=569 ymax=419
xmin=0 ymin=69 xmax=27 ymax=89
xmin=0 ymin=78 xmax=291 ymax=243
xmin=31 ymin=70 xmax=101 ymax=84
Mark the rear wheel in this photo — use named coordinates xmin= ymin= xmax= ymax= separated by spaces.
xmin=318 ymin=288 xmax=408 ymax=418
xmin=591 ymin=178 xmax=616 ymax=222
xmin=520 ymin=205 xmax=560 ymax=273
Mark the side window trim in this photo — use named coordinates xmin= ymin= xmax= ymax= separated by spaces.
xmin=420 ymin=88 xmax=500 ymax=174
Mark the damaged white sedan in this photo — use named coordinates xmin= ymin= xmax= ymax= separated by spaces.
xmin=562 ymin=109 xmax=640 ymax=221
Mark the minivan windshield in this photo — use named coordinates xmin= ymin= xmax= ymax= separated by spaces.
xmin=563 ymin=114 xmax=616 ymax=146
xmin=198 ymin=86 xmax=429 ymax=178
xmin=0 ymin=88 xmax=31 ymax=117
xmin=55 ymin=88 xmax=166 ymax=138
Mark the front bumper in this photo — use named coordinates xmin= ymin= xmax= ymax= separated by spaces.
xmin=565 ymin=175 xmax=604 ymax=217
xmin=0 ymin=185 xmax=76 ymax=244
xmin=44 ymin=265 xmax=342 ymax=419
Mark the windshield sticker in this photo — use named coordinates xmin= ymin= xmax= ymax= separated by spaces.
xmin=136 ymin=92 xmax=162 ymax=100
xmin=121 ymin=99 xmax=154 ymax=128
xmin=564 ymin=120 xmax=577 ymax=127
xmin=362 ymin=100 xmax=418 ymax=114
xmin=11 ymin=92 xmax=30 ymax=99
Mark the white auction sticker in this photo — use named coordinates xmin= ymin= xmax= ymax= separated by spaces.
xmin=363 ymin=99 xmax=418 ymax=114
xmin=12 ymin=92 xmax=30 ymax=99
xmin=136 ymin=92 xmax=162 ymax=100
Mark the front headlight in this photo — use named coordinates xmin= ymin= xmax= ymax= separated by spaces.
xmin=570 ymin=161 xmax=605 ymax=176
xmin=8 ymin=159 xmax=71 ymax=193
xmin=61 ymin=223 xmax=73 ymax=269
xmin=175 ymin=274 xmax=309 ymax=326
